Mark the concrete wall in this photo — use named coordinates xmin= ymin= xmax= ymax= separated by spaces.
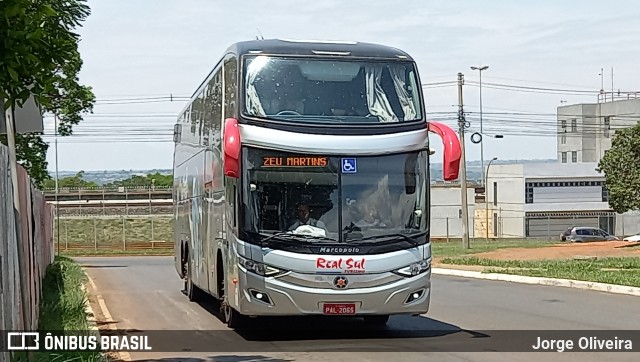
xmin=557 ymin=104 xmax=598 ymax=163
xmin=616 ymin=211 xmax=640 ymax=236
xmin=0 ymin=144 xmax=55 ymax=358
xmin=596 ymin=99 xmax=640 ymax=160
xmin=485 ymin=164 xmax=525 ymax=238
xmin=430 ymin=185 xmax=476 ymax=238
xmin=557 ymin=99 xmax=640 ymax=164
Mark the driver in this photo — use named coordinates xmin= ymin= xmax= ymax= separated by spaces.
xmin=288 ymin=202 xmax=326 ymax=231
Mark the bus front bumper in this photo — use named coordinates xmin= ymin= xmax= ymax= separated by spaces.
xmin=233 ymin=270 xmax=431 ymax=316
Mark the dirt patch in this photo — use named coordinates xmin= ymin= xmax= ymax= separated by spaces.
xmin=471 ymin=241 xmax=640 ymax=261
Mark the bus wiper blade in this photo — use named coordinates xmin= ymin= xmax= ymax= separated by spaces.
xmin=347 ymin=232 xmax=426 ymax=246
xmin=259 ymin=232 xmax=314 ymax=245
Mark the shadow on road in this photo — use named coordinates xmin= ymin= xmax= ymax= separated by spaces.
xmin=175 ymin=286 xmax=491 ymax=351
xmin=82 ymin=264 xmax=129 ymax=268
xmin=135 ymin=356 xmax=293 ymax=362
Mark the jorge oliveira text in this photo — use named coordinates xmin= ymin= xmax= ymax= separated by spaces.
xmin=532 ymin=336 xmax=634 ymax=352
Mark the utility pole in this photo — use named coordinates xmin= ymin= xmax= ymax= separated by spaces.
xmin=54 ymin=114 xmax=60 ymax=255
xmin=457 ymin=73 xmax=470 ymax=249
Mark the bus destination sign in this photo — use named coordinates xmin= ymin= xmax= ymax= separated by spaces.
xmin=262 ymin=156 xmax=328 ymax=167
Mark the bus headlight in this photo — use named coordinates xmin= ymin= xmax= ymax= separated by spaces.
xmin=392 ymin=259 xmax=430 ymax=277
xmin=238 ymin=256 xmax=284 ymax=277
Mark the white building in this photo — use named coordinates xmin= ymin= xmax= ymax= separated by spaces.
xmin=429 ymin=182 xmax=477 ymax=239
xmin=485 ymin=162 xmax=640 ymax=239
xmin=557 ymin=95 xmax=640 ymax=164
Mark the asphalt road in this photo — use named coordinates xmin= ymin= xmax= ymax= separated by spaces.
xmin=77 ymin=256 xmax=640 ymax=362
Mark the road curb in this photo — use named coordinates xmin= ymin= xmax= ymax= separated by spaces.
xmin=84 ymin=272 xmax=132 ymax=361
xmin=432 ymin=267 xmax=640 ymax=297
xmin=81 ymin=283 xmax=100 ymax=333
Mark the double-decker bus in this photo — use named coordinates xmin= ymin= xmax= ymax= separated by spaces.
xmin=172 ymin=39 xmax=461 ymax=328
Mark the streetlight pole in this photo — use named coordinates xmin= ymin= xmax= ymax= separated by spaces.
xmin=485 ymin=157 xmax=497 ymax=242
xmin=54 ymin=114 xmax=60 ymax=255
xmin=471 ymin=65 xmax=489 ymax=185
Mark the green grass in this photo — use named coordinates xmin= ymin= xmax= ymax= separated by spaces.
xmin=441 ymin=256 xmax=640 ymax=288
xmin=431 ymin=239 xmax=557 ymax=258
xmin=11 ymin=256 xmax=108 ymax=362
xmin=55 ymin=217 xmax=173 ymax=244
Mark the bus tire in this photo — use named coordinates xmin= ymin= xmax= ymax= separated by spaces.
xmin=363 ymin=315 xmax=389 ymax=326
xmin=221 ymin=296 xmax=245 ymax=329
xmin=186 ymin=255 xmax=203 ymax=302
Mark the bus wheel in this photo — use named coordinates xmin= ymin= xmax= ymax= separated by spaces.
xmin=363 ymin=315 xmax=389 ymax=326
xmin=221 ymin=296 xmax=245 ymax=329
xmin=186 ymin=258 xmax=202 ymax=302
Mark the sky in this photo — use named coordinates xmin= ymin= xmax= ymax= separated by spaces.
xmin=42 ymin=0 xmax=640 ymax=172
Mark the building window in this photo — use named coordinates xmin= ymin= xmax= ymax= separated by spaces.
xmin=604 ymin=116 xmax=610 ymax=138
xmin=602 ymin=184 xmax=610 ymax=202
xmin=493 ymin=212 xmax=498 ymax=237
xmin=571 ymin=119 xmax=577 ymax=132
xmin=560 ymin=120 xmax=567 ymax=144
xmin=525 ymin=183 xmax=533 ymax=203
xmin=571 ymin=151 xmax=577 ymax=162
xmin=493 ymin=182 xmax=498 ymax=206
xmin=561 ymin=152 xmax=567 ymax=163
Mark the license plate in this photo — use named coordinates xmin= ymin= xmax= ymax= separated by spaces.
xmin=323 ymin=303 xmax=356 ymax=315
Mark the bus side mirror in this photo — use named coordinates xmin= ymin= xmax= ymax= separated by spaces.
xmin=427 ymin=121 xmax=461 ymax=181
xmin=223 ymin=118 xmax=241 ymax=178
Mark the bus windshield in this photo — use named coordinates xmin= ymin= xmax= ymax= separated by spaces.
xmin=241 ymin=148 xmax=429 ymax=245
xmin=242 ymin=55 xmax=423 ymax=124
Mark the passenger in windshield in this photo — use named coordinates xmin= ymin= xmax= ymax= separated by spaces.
xmin=288 ymin=202 xmax=327 ymax=231
xmin=355 ymin=203 xmax=386 ymax=228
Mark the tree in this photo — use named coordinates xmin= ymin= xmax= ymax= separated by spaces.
xmin=103 ymin=172 xmax=173 ymax=188
xmin=41 ymin=170 xmax=98 ymax=189
xmin=596 ymin=123 xmax=640 ymax=213
xmin=0 ymin=0 xmax=95 ymax=186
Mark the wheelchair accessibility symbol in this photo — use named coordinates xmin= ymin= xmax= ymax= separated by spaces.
xmin=341 ymin=158 xmax=357 ymax=173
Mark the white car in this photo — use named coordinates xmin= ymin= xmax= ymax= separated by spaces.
xmin=623 ymin=233 xmax=640 ymax=242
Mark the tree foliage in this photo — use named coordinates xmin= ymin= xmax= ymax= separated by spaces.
xmin=104 ymin=172 xmax=173 ymax=188
xmin=596 ymin=123 xmax=640 ymax=213
xmin=0 ymin=0 xmax=95 ymax=186
xmin=41 ymin=170 xmax=98 ymax=189
xmin=41 ymin=172 xmax=173 ymax=189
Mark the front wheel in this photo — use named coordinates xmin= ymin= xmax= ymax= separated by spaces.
xmin=221 ymin=296 xmax=246 ymax=329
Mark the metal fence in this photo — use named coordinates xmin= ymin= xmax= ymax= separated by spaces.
xmin=51 ymin=211 xmax=640 ymax=252
xmin=431 ymin=214 xmax=640 ymax=241
xmin=0 ymin=145 xmax=55 ymax=360
xmin=54 ymin=215 xmax=173 ymax=251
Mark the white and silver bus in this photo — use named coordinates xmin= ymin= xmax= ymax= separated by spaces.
xmin=172 ymin=39 xmax=461 ymax=328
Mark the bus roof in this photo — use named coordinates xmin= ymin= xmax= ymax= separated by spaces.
xmin=225 ymin=38 xmax=415 ymax=60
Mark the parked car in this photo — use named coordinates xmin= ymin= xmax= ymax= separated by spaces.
xmin=565 ymin=227 xmax=619 ymax=242
xmin=560 ymin=226 xmax=575 ymax=241
xmin=623 ymin=232 xmax=640 ymax=242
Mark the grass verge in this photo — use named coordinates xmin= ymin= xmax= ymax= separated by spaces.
xmin=11 ymin=256 xmax=108 ymax=362
xmin=432 ymin=239 xmax=557 ymax=258
xmin=441 ymin=256 xmax=640 ymax=288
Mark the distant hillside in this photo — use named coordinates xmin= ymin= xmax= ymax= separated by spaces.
xmin=50 ymin=159 xmax=557 ymax=185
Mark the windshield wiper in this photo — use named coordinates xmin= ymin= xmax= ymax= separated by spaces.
xmin=258 ymin=232 xmax=336 ymax=246
xmin=345 ymin=231 xmax=426 ymax=246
